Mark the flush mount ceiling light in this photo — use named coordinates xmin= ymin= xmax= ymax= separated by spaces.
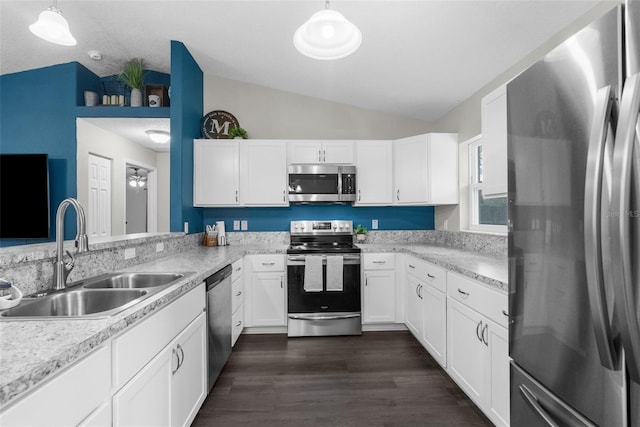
xmin=293 ymin=0 xmax=362 ymax=60
xmin=145 ymin=130 xmax=170 ymax=144
xmin=29 ymin=1 xmax=77 ymax=46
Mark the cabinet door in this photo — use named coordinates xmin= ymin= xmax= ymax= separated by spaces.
xmin=113 ymin=345 xmax=173 ymax=427
xmin=355 ymin=140 xmax=393 ymax=205
xmin=363 ymin=270 xmax=396 ymax=323
xmin=251 ymin=272 xmax=286 ymax=326
xmin=404 ymin=274 xmax=423 ymax=338
xmin=481 ymin=86 xmax=507 ymax=197
xmin=172 ymin=313 xmax=207 ymax=427
xmin=323 ymin=140 xmax=354 ymax=164
xmin=288 ymin=140 xmax=322 ymax=163
xmin=193 ymin=139 xmax=239 ymax=206
xmin=241 ymin=140 xmax=288 ymax=206
xmin=421 ymin=284 xmax=447 ymax=368
xmin=486 ymin=321 xmax=510 ymax=427
xmin=393 ymin=135 xmax=427 ymax=203
xmin=446 ymin=298 xmax=487 ymax=408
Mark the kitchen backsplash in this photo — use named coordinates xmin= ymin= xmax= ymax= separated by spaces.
xmin=0 ymin=230 xmax=505 ymax=297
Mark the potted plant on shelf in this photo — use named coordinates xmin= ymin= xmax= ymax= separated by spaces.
xmin=354 ymin=224 xmax=368 ymax=242
xmin=118 ymin=58 xmax=145 ymax=107
xmin=228 ymin=127 xmax=248 ymax=139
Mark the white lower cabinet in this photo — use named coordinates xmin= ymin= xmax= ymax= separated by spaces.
xmin=362 ymin=253 xmax=398 ymax=323
xmin=245 ymin=255 xmax=286 ymax=327
xmin=421 ymin=280 xmax=447 ymax=367
xmin=446 ymin=272 xmax=509 ymax=427
xmin=231 ymin=258 xmax=244 ymax=345
xmin=0 ymin=344 xmax=111 ymax=427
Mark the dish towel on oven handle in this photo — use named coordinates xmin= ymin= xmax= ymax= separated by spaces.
xmin=326 ymin=255 xmax=344 ymax=291
xmin=304 ymin=255 xmax=323 ymax=292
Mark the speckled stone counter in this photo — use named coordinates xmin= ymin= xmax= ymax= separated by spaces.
xmin=0 ymin=240 xmax=506 ymax=409
xmin=358 ymin=243 xmax=508 ymax=292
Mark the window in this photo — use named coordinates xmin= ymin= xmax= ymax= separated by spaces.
xmin=469 ymin=139 xmax=508 ymax=233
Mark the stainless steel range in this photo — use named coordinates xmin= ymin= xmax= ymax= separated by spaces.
xmin=286 ymin=220 xmax=362 ymax=337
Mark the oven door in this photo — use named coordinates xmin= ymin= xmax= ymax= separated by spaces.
xmin=286 ymin=253 xmax=361 ymax=313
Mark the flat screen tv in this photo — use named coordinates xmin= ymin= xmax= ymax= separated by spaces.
xmin=0 ymin=154 xmax=50 ymax=239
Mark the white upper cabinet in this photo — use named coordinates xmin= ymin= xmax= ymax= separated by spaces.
xmin=355 ymin=140 xmax=393 ymax=205
xmin=240 ymin=140 xmax=288 ymax=206
xmin=393 ymin=133 xmax=458 ymax=205
xmin=288 ymin=140 xmax=354 ymax=164
xmin=481 ymin=85 xmax=508 ymax=197
xmin=193 ymin=139 xmax=240 ymax=206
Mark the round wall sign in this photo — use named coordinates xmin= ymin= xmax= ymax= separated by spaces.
xmin=200 ymin=110 xmax=240 ymax=139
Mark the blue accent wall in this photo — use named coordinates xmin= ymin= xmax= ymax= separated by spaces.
xmin=202 ymin=205 xmax=434 ymax=232
xmin=170 ymin=41 xmax=204 ymax=233
xmin=0 ymin=63 xmax=94 ymax=247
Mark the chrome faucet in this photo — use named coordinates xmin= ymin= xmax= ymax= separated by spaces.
xmin=52 ymin=198 xmax=89 ymax=290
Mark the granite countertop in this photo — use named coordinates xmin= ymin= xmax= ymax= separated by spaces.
xmin=0 ymin=242 xmax=506 ymax=409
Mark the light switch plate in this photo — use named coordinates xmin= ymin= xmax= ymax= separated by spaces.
xmin=241 ymin=220 xmax=248 ymax=231
xmin=372 ymin=219 xmax=378 ymax=230
xmin=233 ymin=220 xmax=240 ymax=231
xmin=124 ymin=248 xmax=136 ymax=260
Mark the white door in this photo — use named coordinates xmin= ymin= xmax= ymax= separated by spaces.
xmin=393 ymin=135 xmax=427 ymax=203
xmin=355 ymin=140 xmax=393 ymax=205
xmin=322 ymin=140 xmax=354 ymax=164
xmin=87 ymin=154 xmax=111 ymax=237
xmin=421 ymin=284 xmax=447 ymax=367
xmin=363 ymin=270 xmax=396 ymax=323
xmin=287 ymin=140 xmax=323 ymax=164
xmin=404 ymin=275 xmax=423 ymax=338
xmin=193 ymin=140 xmax=240 ymax=206
xmin=251 ymin=272 xmax=285 ymax=326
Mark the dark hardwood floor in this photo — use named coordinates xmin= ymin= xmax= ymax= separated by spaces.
xmin=192 ymin=331 xmax=493 ymax=427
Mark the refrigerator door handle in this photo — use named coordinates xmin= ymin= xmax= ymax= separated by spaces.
xmin=611 ymin=71 xmax=640 ymax=381
xmin=584 ymin=84 xmax=619 ymax=370
xmin=519 ymin=385 xmax=560 ymax=427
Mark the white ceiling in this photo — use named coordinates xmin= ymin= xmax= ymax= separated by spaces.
xmin=80 ymin=117 xmax=171 ymax=152
xmin=1 ymin=0 xmax=605 ymax=125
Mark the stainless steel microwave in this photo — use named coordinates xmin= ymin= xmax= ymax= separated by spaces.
xmin=288 ymin=164 xmax=357 ymax=203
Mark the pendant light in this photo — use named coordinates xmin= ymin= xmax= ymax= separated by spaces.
xmin=29 ymin=1 xmax=77 ymax=46
xmin=293 ymin=0 xmax=362 ymax=60
xmin=129 ymin=168 xmax=146 ymax=188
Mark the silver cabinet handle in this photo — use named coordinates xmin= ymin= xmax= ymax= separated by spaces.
xmin=611 ymin=72 xmax=640 ymax=381
xmin=408 ymin=264 xmax=416 ymax=269
xmin=519 ymin=385 xmax=560 ymax=427
xmin=283 ymin=190 xmax=286 ymax=202
xmin=235 ymin=266 xmax=242 ymax=271
xmin=235 ymin=190 xmax=238 ymax=202
xmin=262 ymin=262 xmax=275 ymax=266
xmin=236 ymin=291 xmax=242 ymax=296
xmin=457 ymin=288 xmax=469 ymax=296
xmin=281 ymin=275 xmax=283 ymax=288
xmin=415 ymin=283 xmax=420 ymax=298
xmin=397 ymin=189 xmax=400 ymax=201
xmin=236 ymin=321 xmax=242 ymax=327
xmin=319 ymin=149 xmax=322 ymax=162
xmin=418 ymin=284 xmax=423 ymax=300
xmin=502 ymin=309 xmax=509 ymax=317
xmin=358 ymin=189 xmax=361 ymax=201
xmin=364 ymin=274 xmax=367 ymax=286
xmin=584 ymin=84 xmax=618 ymax=370
xmin=171 ymin=347 xmax=180 ymax=375
xmin=476 ymin=321 xmax=483 ymax=343
xmin=323 ymin=149 xmax=326 ymax=162
xmin=482 ymin=324 xmax=489 ymax=346
xmin=427 ymin=273 xmax=435 ymax=279
xmin=373 ymin=260 xmax=386 ymax=264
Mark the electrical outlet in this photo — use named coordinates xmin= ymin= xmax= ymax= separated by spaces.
xmin=124 ymin=248 xmax=136 ymax=260
xmin=156 ymin=243 xmax=164 ymax=253
xmin=233 ymin=220 xmax=240 ymax=231
xmin=183 ymin=221 xmax=189 ymax=234
xmin=443 ymin=219 xmax=448 ymax=230
xmin=241 ymin=220 xmax=248 ymax=231
xmin=372 ymin=219 xmax=378 ymax=230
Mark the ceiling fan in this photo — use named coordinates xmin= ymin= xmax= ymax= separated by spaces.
xmin=129 ymin=167 xmax=147 ymax=188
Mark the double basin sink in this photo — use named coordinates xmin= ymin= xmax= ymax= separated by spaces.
xmin=0 ymin=272 xmax=187 ymax=320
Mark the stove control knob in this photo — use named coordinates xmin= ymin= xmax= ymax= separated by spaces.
xmin=343 ymin=223 xmax=350 ymax=230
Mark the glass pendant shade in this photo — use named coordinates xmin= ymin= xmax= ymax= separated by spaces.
xmin=294 ymin=8 xmax=362 ymax=60
xmin=29 ymin=7 xmax=77 ymax=46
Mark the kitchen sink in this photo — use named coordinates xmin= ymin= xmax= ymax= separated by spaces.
xmin=82 ymin=272 xmax=184 ymax=289
xmin=0 ymin=289 xmax=147 ymax=319
xmin=0 ymin=272 xmax=190 ymax=320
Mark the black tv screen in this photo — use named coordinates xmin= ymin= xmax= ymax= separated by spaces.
xmin=0 ymin=154 xmax=50 ymax=239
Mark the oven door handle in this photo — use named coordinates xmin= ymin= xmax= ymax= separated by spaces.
xmin=287 ymin=255 xmax=361 ymax=264
xmin=288 ymin=313 xmax=361 ymax=321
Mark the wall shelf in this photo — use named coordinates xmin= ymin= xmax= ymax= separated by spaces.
xmin=76 ymin=106 xmax=170 ymax=118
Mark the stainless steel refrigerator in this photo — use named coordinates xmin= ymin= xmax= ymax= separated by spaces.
xmin=508 ymin=1 xmax=640 ymax=425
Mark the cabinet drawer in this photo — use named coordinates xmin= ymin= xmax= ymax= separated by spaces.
xmin=232 ymin=304 xmax=244 ymax=346
xmin=0 ymin=345 xmax=111 ymax=427
xmin=232 ymin=275 xmax=243 ymax=313
xmin=406 ymin=256 xmax=446 ymax=293
xmin=250 ymin=254 xmax=284 ymax=271
xmin=447 ymin=272 xmax=508 ymax=327
xmin=363 ymin=253 xmax=395 ymax=270
xmin=232 ymin=258 xmax=243 ymax=282
xmin=112 ymin=283 xmax=205 ymax=389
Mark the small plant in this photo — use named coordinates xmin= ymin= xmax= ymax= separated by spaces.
xmin=228 ymin=127 xmax=248 ymax=139
xmin=354 ymin=224 xmax=368 ymax=235
xmin=118 ymin=58 xmax=145 ymax=89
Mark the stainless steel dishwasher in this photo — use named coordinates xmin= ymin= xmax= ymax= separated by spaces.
xmin=205 ymin=264 xmax=232 ymax=393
